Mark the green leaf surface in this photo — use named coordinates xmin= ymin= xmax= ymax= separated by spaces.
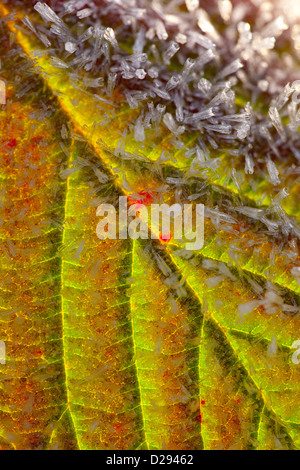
xmin=0 ymin=1 xmax=299 ymax=450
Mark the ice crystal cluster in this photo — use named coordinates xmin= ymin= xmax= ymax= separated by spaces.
xmin=0 ymin=0 xmax=299 ymax=451
xmin=28 ymin=0 xmax=300 ymax=239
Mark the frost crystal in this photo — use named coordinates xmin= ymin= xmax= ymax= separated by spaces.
xmin=77 ymin=8 xmax=93 ymax=19
xmin=268 ymin=107 xmax=286 ymax=141
xmin=34 ymin=2 xmax=62 ymax=25
xmin=135 ymin=69 xmax=146 ymax=79
xmin=267 ymin=158 xmax=280 ymax=186
xmin=185 ymin=0 xmax=199 ymax=13
xmin=218 ymin=0 xmax=232 ymax=22
xmin=104 ymin=28 xmax=118 ymax=48
xmin=65 ymin=42 xmax=77 ymax=54
xmin=219 ymin=59 xmax=243 ymax=79
xmin=163 ymin=42 xmax=180 ymax=64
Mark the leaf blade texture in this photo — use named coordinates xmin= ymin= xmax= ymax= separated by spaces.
xmin=0 ymin=0 xmax=299 ymax=450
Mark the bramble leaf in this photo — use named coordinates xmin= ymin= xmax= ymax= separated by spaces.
xmin=0 ymin=0 xmax=299 ymax=450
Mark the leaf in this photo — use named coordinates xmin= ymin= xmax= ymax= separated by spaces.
xmin=0 ymin=0 xmax=299 ymax=451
